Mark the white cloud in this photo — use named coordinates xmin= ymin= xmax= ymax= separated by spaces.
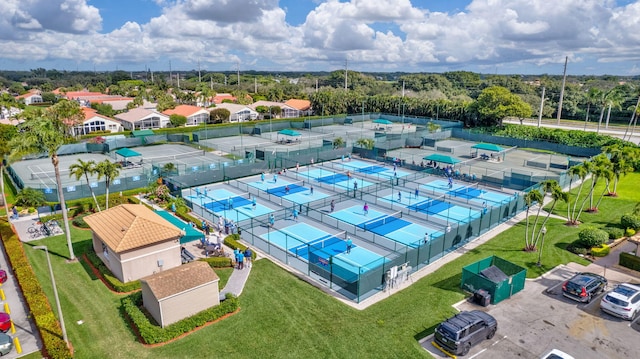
xmin=2 ymin=0 xmax=640 ymax=74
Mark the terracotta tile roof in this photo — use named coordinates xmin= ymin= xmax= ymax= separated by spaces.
xmin=213 ymin=93 xmax=237 ymax=104
xmin=284 ymin=99 xmax=311 ymax=111
xmin=141 ymin=261 xmax=219 ymax=300
xmin=63 ymin=91 xmax=104 ymax=99
xmin=14 ymin=90 xmax=41 ymax=99
xmin=84 ymin=204 xmax=183 ymax=253
xmin=81 ymin=107 xmax=112 ymax=122
xmin=162 ymin=105 xmax=207 ymax=117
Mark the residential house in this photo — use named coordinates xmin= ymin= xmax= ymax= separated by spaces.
xmin=249 ymin=100 xmax=290 ymax=119
xmin=212 ymin=103 xmax=258 ymax=122
xmin=140 ymin=261 xmax=220 ymax=328
xmin=70 ymin=107 xmax=123 ymax=135
xmin=14 ymin=90 xmax=43 ymax=105
xmin=162 ymin=105 xmax=210 ymax=126
xmin=212 ymin=93 xmax=237 ymax=104
xmin=115 ymin=108 xmax=170 ymax=130
xmin=284 ymin=99 xmax=312 ymax=117
xmin=84 ymin=204 xmax=184 ymax=283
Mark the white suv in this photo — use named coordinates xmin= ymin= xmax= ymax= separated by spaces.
xmin=600 ymin=283 xmax=640 ymax=320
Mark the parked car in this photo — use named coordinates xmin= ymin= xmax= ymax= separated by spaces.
xmin=0 ymin=332 xmax=12 ymax=356
xmin=434 ymin=310 xmax=497 ymax=356
xmin=0 ymin=313 xmax=10 ymax=333
xmin=600 ymin=282 xmax=640 ymax=320
xmin=0 ymin=270 xmax=6 ymax=284
xmin=541 ymin=348 xmax=575 ymax=359
xmin=561 ymin=272 xmax=607 ymax=303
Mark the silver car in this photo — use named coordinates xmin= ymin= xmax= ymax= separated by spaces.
xmin=600 ymin=283 xmax=640 ymax=320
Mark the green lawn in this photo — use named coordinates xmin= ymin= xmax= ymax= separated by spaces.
xmin=23 ymin=174 xmax=639 ymax=358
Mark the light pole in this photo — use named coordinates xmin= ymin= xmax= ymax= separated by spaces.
xmin=33 ymin=245 xmax=69 ymax=349
xmin=536 ymin=226 xmax=547 ymax=267
xmin=269 ymin=106 xmax=273 ymax=140
xmin=361 ymin=99 xmax=365 ymax=129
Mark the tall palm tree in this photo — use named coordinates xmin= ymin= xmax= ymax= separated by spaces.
xmin=532 ymin=182 xmax=568 ymax=249
xmin=583 ymin=88 xmax=601 ymax=130
xmin=524 ymin=189 xmax=544 ymax=251
xmin=567 ymin=163 xmax=588 ymax=225
xmin=603 ymin=144 xmax=639 ymax=196
xmin=10 ymin=117 xmax=77 ymax=260
xmin=603 ymin=87 xmax=624 ymax=129
xmin=69 ymin=159 xmax=101 ymax=211
xmin=96 ymin=160 xmax=121 ymax=210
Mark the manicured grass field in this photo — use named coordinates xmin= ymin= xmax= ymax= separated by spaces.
xmin=23 ymin=174 xmax=639 ymax=358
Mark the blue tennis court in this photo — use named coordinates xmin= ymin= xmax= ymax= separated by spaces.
xmin=329 ymin=205 xmax=387 ymax=227
xmin=300 ymin=168 xmax=375 ymax=190
xmin=383 ymin=223 xmax=444 ymax=248
xmin=332 ymin=159 xmax=411 ymax=179
xmin=407 ymin=197 xmax=480 ymax=223
xmin=423 ymin=179 xmax=513 ymax=206
xmin=194 ymin=188 xmax=273 ymax=221
xmin=316 ymin=246 xmax=388 ymax=282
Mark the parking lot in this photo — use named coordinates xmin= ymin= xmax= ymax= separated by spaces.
xmin=421 ymin=262 xmax=640 ymax=358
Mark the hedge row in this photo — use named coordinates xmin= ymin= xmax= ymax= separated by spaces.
xmin=121 ymin=291 xmax=239 ymax=344
xmin=199 ymin=257 xmax=233 ymax=268
xmin=224 ymin=234 xmax=257 ymax=259
xmin=591 ymin=244 xmax=610 ymax=257
xmin=619 ymin=252 xmax=640 ymax=272
xmin=0 ymin=221 xmax=72 ymax=359
xmin=84 ymin=251 xmax=141 ymax=292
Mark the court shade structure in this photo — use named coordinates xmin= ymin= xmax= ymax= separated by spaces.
xmin=373 ymin=119 xmax=393 ymax=125
xmin=278 ymin=129 xmax=301 ymax=137
xmin=472 ymin=143 xmax=504 ymax=152
xmin=423 ymin=153 xmax=461 ymax=164
xmin=115 ymin=147 xmax=141 ymax=159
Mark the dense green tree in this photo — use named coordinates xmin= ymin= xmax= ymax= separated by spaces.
xmin=470 ymin=86 xmax=533 ymax=126
xmin=210 ymin=108 xmax=230 ymax=123
xmin=169 ymin=114 xmax=187 ymax=127
xmin=14 ymin=187 xmax=46 ymax=207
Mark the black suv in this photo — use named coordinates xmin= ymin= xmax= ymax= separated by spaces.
xmin=434 ymin=310 xmax=497 ymax=356
xmin=562 ymin=272 xmax=607 ymax=303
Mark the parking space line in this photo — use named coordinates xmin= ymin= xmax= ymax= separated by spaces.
xmin=468 ymin=335 xmax=507 ymax=359
xmin=629 ymin=314 xmax=640 ymax=327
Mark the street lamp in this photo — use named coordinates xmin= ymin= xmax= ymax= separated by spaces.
xmin=536 ymin=226 xmax=548 ymax=267
xmin=269 ymin=106 xmax=273 ymax=140
xmin=33 ymin=245 xmax=69 ymax=349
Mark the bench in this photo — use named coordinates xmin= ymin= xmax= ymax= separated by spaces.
xmin=181 ymin=247 xmax=196 ymax=264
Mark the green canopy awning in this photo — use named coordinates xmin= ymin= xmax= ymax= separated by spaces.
xmin=278 ymin=129 xmax=301 ymax=136
xmin=423 ymin=153 xmax=461 ymax=164
xmin=115 ymin=147 xmax=141 ymax=158
xmin=472 ymin=143 xmax=504 ymax=152
xmin=373 ymin=119 xmax=393 ymax=125
xmin=155 ymin=210 xmax=204 ymax=244
xmin=131 ymin=129 xmax=155 ymax=137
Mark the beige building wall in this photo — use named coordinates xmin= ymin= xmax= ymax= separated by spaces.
xmin=92 ymin=234 xmax=181 ymax=283
xmin=119 ymin=241 xmax=182 ymax=282
xmin=92 ymin=234 xmax=125 ymax=283
xmin=159 ymin=282 xmax=220 ymax=327
xmin=141 ymin=284 xmax=162 ymax=326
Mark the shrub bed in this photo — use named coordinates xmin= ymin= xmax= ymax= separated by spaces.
xmin=621 ymin=214 xmax=640 ymax=231
xmin=591 ymin=244 xmax=610 ymax=257
xmin=121 ymin=291 xmax=239 ymax=344
xmin=0 ymin=222 xmax=72 ymax=359
xmin=603 ymin=226 xmax=625 ymax=240
xmin=85 ymin=250 xmax=141 ymax=292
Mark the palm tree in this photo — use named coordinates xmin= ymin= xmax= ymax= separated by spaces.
xmin=583 ymin=88 xmax=601 ymax=130
xmin=532 ymin=183 xmax=568 ymax=250
xmin=603 ymin=87 xmax=624 ymax=129
xmin=603 ymin=144 xmax=639 ymax=196
xmin=69 ymin=159 xmax=101 ymax=211
xmin=96 ymin=160 xmax=121 ymax=210
xmin=524 ymin=189 xmax=544 ymax=251
xmin=567 ymin=163 xmax=588 ymax=225
xmin=10 ymin=117 xmax=77 ymax=260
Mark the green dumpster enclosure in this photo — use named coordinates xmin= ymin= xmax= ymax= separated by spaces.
xmin=461 ymin=256 xmax=526 ymax=305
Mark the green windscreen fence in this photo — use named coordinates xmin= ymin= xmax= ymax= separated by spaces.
xmin=461 ymin=256 xmax=526 ymax=305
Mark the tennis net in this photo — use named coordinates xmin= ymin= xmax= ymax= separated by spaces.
xmin=204 ymin=192 xmax=250 ymax=212
xmin=291 ymin=231 xmax=346 ymax=257
xmin=266 ymin=180 xmax=306 ymax=195
xmin=145 ymin=150 xmax=206 ymax=163
xmin=360 ymin=211 xmax=402 ymax=231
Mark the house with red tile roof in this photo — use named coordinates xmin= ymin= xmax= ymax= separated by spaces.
xmin=162 ymin=105 xmax=210 ymax=126
xmin=213 ymin=93 xmax=237 ymax=104
xmin=14 ymin=90 xmax=43 ymax=105
xmin=115 ymin=108 xmax=170 ymax=130
xmin=69 ymin=108 xmax=122 ymax=136
xmin=285 ymin=99 xmax=312 ymax=116
xmin=249 ymin=100 xmax=298 ymax=119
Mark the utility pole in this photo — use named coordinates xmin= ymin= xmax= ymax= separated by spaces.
xmin=254 ymin=78 xmax=257 ymax=93
xmin=169 ymin=60 xmax=172 ymax=86
xmin=198 ymin=60 xmax=201 ymax=83
xmin=344 ymin=58 xmax=348 ymax=90
xmin=556 ymin=56 xmax=568 ymax=124
xmin=237 ymin=62 xmax=240 ymax=90
xmin=538 ymin=86 xmax=546 ymax=127
xmin=316 ymin=78 xmax=318 ymax=92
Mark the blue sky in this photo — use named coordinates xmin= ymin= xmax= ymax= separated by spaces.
xmin=2 ymin=0 xmax=640 ymax=75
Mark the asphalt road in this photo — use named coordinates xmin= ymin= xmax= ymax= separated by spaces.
xmin=421 ymin=263 xmax=640 ymax=359
xmin=503 ymin=119 xmax=640 ymax=145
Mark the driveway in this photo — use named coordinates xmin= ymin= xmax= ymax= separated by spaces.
xmin=421 ymin=262 xmax=640 ymax=358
